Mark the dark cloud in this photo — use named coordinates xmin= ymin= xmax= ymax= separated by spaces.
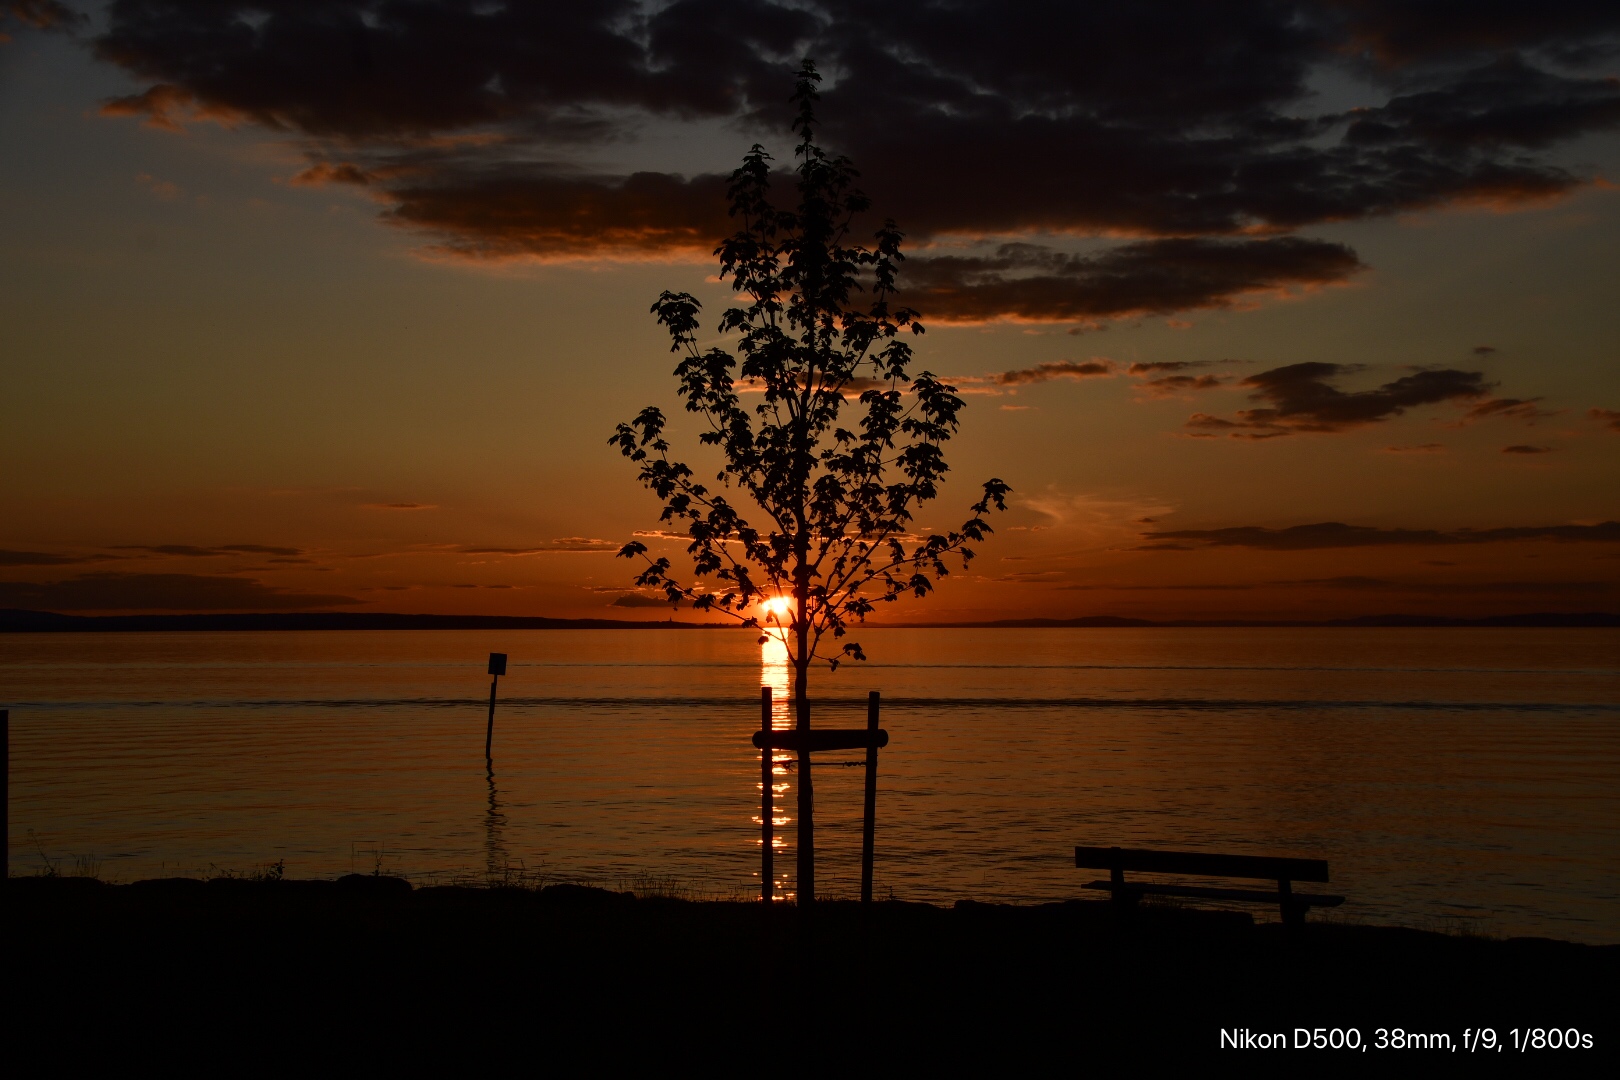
xmin=95 ymin=1 xmax=661 ymax=138
xmin=3 ymin=1 xmax=84 ymax=35
xmin=1472 ymin=345 xmax=1498 ymax=355
xmin=98 ymin=83 xmax=224 ymax=131
xmin=459 ymin=539 xmax=618 ymax=554
xmin=1128 ymin=361 xmax=1221 ymax=374
xmin=290 ymin=161 xmax=376 ymax=187
xmin=1502 ymin=444 xmax=1554 ymax=454
xmin=0 ymin=549 xmax=104 ymax=566
xmin=1128 ymin=365 xmax=1230 ymax=398
xmin=1344 ymin=56 xmax=1620 ymax=151
xmin=113 ymin=544 xmax=220 ymax=557
xmin=86 ymin=2 xmax=1620 ymax=319
xmin=1458 ymin=396 xmax=1557 ymax=423
xmin=1126 ymin=361 xmax=1231 ymax=396
xmin=1592 ymin=407 xmax=1620 ymax=432
xmin=361 ymin=502 xmax=438 ymax=510
xmin=113 ymin=543 xmax=304 ymax=557
xmin=611 ymin=593 xmax=676 ymax=608
xmin=842 ymin=103 xmax=1582 ymax=250
xmin=1187 ymin=362 xmax=1492 ymax=436
xmin=1335 ymin=1 xmax=1620 ymax=65
xmin=385 ymin=169 xmax=733 ymax=261
xmin=1144 ymin=520 xmax=1620 ymax=549
xmin=906 ymin=238 xmax=1364 ymax=323
xmin=822 ymin=4 xmax=1616 ymax=239
xmin=994 ymin=360 xmax=1116 ymax=387
xmin=1384 ymin=443 xmax=1447 ymax=453
xmin=1140 ymin=374 xmax=1228 ymax=397
xmin=0 ymin=572 xmax=358 ymax=611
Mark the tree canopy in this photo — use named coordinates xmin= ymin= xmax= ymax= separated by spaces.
xmin=612 ymin=61 xmax=1008 ymax=673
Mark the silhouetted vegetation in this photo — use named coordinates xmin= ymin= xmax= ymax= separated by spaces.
xmin=612 ymin=62 xmax=1007 ymax=899
xmin=612 ymin=61 xmax=1007 ymax=663
xmin=9 ymin=875 xmax=1614 ymax=1065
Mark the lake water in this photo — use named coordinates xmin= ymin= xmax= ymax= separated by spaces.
xmin=4 ymin=628 xmax=1617 ymax=942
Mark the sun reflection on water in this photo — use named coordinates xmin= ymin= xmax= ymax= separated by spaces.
xmin=761 ymin=632 xmax=791 ymax=729
xmin=756 ymin=632 xmax=794 ymax=897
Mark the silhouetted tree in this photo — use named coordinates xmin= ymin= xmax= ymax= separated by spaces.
xmin=612 ymin=62 xmax=1008 ymax=903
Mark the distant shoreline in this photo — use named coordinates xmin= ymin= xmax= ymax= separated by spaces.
xmin=2 ymin=608 xmax=1616 ymax=631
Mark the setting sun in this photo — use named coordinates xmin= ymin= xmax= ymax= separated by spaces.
xmin=760 ymin=596 xmax=793 ymax=619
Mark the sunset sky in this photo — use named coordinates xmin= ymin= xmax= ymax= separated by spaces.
xmin=2 ymin=1 xmax=1617 ymax=621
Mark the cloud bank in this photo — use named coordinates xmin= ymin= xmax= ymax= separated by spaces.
xmin=1142 ymin=520 xmax=1620 ymax=550
xmin=0 ymin=572 xmax=359 ymax=611
xmin=905 ymin=238 xmax=1364 ymax=323
xmin=86 ymin=1 xmax=1620 ymax=323
xmin=1185 ymin=362 xmax=1516 ymax=437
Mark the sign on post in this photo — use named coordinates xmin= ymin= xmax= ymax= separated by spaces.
xmin=485 ymin=652 xmax=507 ymax=759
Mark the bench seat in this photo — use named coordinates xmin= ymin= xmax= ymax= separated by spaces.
xmin=1081 ymin=879 xmax=1344 ymax=908
xmin=1076 ymin=845 xmax=1345 ymax=925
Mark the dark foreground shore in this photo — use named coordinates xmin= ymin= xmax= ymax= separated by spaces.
xmin=9 ymin=876 xmax=1616 ymax=1068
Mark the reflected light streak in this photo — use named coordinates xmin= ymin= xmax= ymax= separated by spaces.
xmin=762 ymin=633 xmax=791 ymax=730
xmin=484 ymin=764 xmax=508 ymax=881
xmin=758 ymin=633 xmax=795 ymax=893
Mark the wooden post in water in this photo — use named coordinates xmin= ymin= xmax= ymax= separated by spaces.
xmin=760 ymin=686 xmax=773 ymax=904
xmin=861 ymin=692 xmax=879 ymax=904
xmin=796 ymin=686 xmax=812 ymax=906
xmin=485 ymin=652 xmax=507 ymax=761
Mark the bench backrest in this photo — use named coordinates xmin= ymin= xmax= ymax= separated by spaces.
xmin=1075 ymin=845 xmax=1329 ymax=883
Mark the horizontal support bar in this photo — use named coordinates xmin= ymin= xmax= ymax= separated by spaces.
xmin=1082 ymin=881 xmax=1345 ymax=907
xmin=1075 ymin=845 xmax=1329 ymax=883
xmin=752 ymin=728 xmax=889 ymax=752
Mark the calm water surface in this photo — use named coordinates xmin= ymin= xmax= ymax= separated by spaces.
xmin=4 ymin=628 xmax=1617 ymax=942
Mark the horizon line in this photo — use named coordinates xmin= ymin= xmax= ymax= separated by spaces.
xmin=3 ymin=608 xmax=1616 ymax=631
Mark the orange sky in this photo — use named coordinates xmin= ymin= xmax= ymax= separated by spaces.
xmin=2 ymin=6 xmax=1617 ymax=621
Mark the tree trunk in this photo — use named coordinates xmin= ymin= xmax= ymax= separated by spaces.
xmin=793 ymin=578 xmax=813 ymax=905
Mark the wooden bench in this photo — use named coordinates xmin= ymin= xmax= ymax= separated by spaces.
xmin=1076 ymin=845 xmax=1345 ymax=925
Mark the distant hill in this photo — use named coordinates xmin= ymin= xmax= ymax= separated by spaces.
xmin=927 ymin=613 xmax=1620 ymax=628
xmin=3 ymin=608 xmax=1615 ymax=632
xmin=0 ymin=609 xmax=720 ymax=632
xmin=1323 ymin=613 xmax=1620 ymax=628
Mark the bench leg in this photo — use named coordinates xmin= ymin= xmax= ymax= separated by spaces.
xmin=1109 ymin=866 xmax=1140 ymax=908
xmin=1278 ymin=879 xmax=1306 ymax=925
